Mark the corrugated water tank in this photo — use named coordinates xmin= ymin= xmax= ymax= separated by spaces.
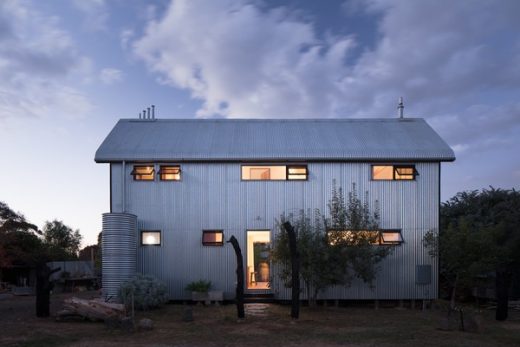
xmin=102 ymin=212 xmax=137 ymax=301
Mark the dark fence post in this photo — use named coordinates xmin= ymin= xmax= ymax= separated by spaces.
xmin=283 ymin=221 xmax=300 ymax=319
xmin=36 ymin=263 xmax=60 ymax=317
xmin=228 ymin=236 xmax=245 ymax=319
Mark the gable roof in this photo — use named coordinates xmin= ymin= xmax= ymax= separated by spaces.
xmin=94 ymin=118 xmax=455 ymax=163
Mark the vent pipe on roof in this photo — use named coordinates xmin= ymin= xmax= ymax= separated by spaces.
xmin=398 ymin=97 xmax=404 ymax=118
xmin=143 ymin=109 xmax=147 ymax=119
xmin=152 ymin=105 xmax=155 ymax=119
xmin=147 ymin=107 xmax=151 ymax=119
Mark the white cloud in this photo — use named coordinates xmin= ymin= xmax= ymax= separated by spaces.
xmin=120 ymin=29 xmax=134 ymax=50
xmin=72 ymin=0 xmax=109 ymax=32
xmin=0 ymin=0 xmax=92 ymax=120
xmin=99 ymin=68 xmax=124 ymax=85
xmin=133 ymin=0 xmax=520 ymax=151
xmin=134 ymin=0 xmax=356 ymax=118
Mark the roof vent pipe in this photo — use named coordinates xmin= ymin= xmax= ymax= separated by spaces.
xmin=143 ymin=109 xmax=147 ymax=119
xmin=398 ymin=97 xmax=404 ymax=118
xmin=147 ymin=107 xmax=150 ymax=119
xmin=152 ymin=105 xmax=155 ymax=119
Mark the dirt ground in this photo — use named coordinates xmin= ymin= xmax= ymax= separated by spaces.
xmin=0 ymin=291 xmax=519 ymax=347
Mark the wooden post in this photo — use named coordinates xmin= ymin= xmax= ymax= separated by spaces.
xmin=227 ymin=236 xmax=245 ymax=319
xmin=283 ymin=222 xmax=300 ymax=320
xmin=36 ymin=263 xmax=60 ymax=317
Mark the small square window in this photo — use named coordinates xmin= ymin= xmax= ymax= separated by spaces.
xmin=132 ymin=165 xmax=155 ymax=181
xmin=159 ymin=165 xmax=181 ymax=181
xmin=394 ymin=166 xmax=416 ymax=180
xmin=287 ymin=165 xmax=308 ymax=180
xmin=141 ymin=230 xmax=161 ymax=245
xmin=381 ymin=230 xmax=403 ymax=245
xmin=202 ymin=230 xmax=224 ymax=246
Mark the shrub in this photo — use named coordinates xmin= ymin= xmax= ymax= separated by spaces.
xmin=185 ymin=280 xmax=212 ymax=293
xmin=119 ymin=274 xmax=168 ymax=310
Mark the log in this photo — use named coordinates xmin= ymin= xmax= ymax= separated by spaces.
xmin=57 ymin=297 xmax=126 ymax=321
xmin=227 ymin=235 xmax=245 ymax=319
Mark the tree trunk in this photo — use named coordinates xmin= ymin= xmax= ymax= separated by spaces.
xmin=495 ymin=266 xmax=511 ymax=321
xmin=36 ymin=263 xmax=60 ymax=317
xmin=449 ymin=275 xmax=458 ymax=311
xmin=283 ymin=222 xmax=300 ymax=319
xmin=227 ymin=236 xmax=245 ymax=319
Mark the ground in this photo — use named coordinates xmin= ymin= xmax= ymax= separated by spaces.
xmin=0 ymin=291 xmax=519 ymax=347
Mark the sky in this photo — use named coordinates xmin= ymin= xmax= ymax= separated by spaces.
xmin=0 ymin=0 xmax=519 ymax=247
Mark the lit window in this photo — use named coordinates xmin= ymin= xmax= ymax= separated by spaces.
xmin=372 ymin=165 xmax=417 ymax=180
xmin=327 ymin=229 xmax=403 ymax=246
xmin=287 ymin=165 xmax=308 ymax=180
xmin=141 ymin=231 xmax=161 ymax=245
xmin=132 ymin=165 xmax=155 ymax=181
xmin=327 ymin=230 xmax=380 ymax=245
xmin=381 ymin=230 xmax=403 ymax=244
xmin=202 ymin=230 xmax=224 ymax=246
xmin=241 ymin=165 xmax=308 ymax=181
xmin=159 ymin=165 xmax=181 ymax=181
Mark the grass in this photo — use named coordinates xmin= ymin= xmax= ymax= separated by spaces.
xmin=1 ymin=295 xmax=519 ymax=347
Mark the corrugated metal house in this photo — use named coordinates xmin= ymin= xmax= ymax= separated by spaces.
xmin=95 ymin=117 xmax=455 ymax=301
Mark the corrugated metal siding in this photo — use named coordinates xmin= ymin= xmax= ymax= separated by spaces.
xmin=110 ymin=162 xmax=439 ymax=300
xmin=96 ymin=118 xmax=455 ymax=162
xmin=101 ymin=212 xmax=137 ymax=301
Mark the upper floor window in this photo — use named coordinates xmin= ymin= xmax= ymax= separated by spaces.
xmin=202 ymin=230 xmax=224 ymax=246
xmin=132 ymin=165 xmax=155 ymax=181
xmin=241 ymin=165 xmax=308 ymax=181
xmin=372 ymin=165 xmax=417 ymax=181
xmin=159 ymin=165 xmax=181 ymax=181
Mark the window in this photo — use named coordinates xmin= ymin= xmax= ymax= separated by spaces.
xmin=372 ymin=165 xmax=417 ymax=180
xmin=202 ymin=230 xmax=224 ymax=246
xmin=132 ymin=165 xmax=155 ymax=181
xmin=327 ymin=230 xmax=380 ymax=245
xmin=327 ymin=229 xmax=403 ymax=246
xmin=287 ymin=165 xmax=308 ymax=180
xmin=159 ymin=165 xmax=181 ymax=181
xmin=380 ymin=230 xmax=403 ymax=245
xmin=241 ymin=165 xmax=308 ymax=181
xmin=141 ymin=230 xmax=161 ymax=245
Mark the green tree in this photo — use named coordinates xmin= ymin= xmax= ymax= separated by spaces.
xmin=0 ymin=201 xmax=44 ymax=273
xmin=425 ymin=188 xmax=520 ymax=320
xmin=42 ymin=220 xmax=82 ymax=260
xmin=272 ymin=182 xmax=391 ymax=304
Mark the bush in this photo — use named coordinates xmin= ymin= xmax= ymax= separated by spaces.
xmin=185 ymin=280 xmax=212 ymax=293
xmin=119 ymin=274 xmax=168 ymax=310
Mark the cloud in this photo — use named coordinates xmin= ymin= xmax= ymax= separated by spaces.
xmin=99 ymin=68 xmax=124 ymax=85
xmin=134 ymin=0 xmax=356 ymax=118
xmin=0 ymin=0 xmax=92 ymax=120
xmin=72 ymin=0 xmax=109 ymax=32
xmin=134 ymin=0 xmax=520 ymax=121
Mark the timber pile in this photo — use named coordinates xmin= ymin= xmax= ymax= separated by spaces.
xmin=484 ymin=300 xmax=520 ymax=311
xmin=56 ymin=297 xmax=126 ymax=321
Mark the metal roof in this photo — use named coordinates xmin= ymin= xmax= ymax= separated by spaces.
xmin=94 ymin=118 xmax=455 ymax=162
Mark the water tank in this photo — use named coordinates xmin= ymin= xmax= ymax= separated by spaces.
xmin=102 ymin=213 xmax=137 ymax=301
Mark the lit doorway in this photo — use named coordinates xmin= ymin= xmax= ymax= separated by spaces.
xmin=246 ymin=230 xmax=271 ymax=290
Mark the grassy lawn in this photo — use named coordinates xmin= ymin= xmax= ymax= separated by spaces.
xmin=1 ymin=293 xmax=519 ymax=347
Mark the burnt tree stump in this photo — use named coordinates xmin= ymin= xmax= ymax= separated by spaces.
xmin=228 ymin=235 xmax=245 ymax=319
xmin=283 ymin=221 xmax=300 ymax=319
xmin=36 ymin=263 xmax=60 ymax=317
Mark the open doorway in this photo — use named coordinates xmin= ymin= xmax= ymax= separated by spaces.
xmin=246 ymin=230 xmax=271 ymax=290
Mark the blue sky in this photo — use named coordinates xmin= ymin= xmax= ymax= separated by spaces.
xmin=0 ymin=0 xmax=519 ymax=246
